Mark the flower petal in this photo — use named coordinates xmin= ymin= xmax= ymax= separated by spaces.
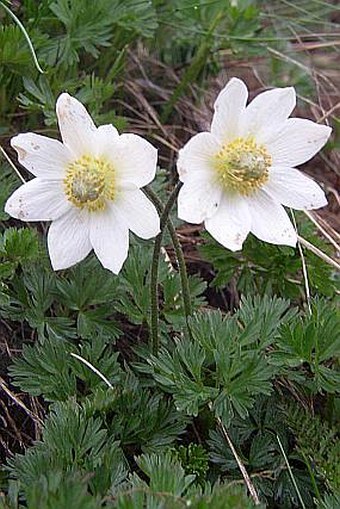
xmin=93 ymin=124 xmax=120 ymax=158
xmin=56 ymin=93 xmax=97 ymax=157
xmin=240 ymin=87 xmax=296 ymax=142
xmin=114 ymin=189 xmax=160 ymax=239
xmin=204 ymin=194 xmax=251 ymax=251
xmin=89 ymin=207 xmax=129 ymax=274
xmin=177 ymin=132 xmax=220 ymax=182
xmin=5 ymin=179 xmax=71 ymax=221
xmin=177 ymin=176 xmax=222 ymax=224
xmin=210 ymin=77 xmax=248 ymax=142
xmin=263 ymin=166 xmax=327 ymax=210
xmin=48 ymin=209 xmax=92 ymax=270
xmin=113 ymin=133 xmax=157 ymax=188
xmin=10 ymin=133 xmax=72 ymax=179
xmin=268 ymin=118 xmax=331 ymax=167
xmin=248 ymin=191 xmax=297 ymax=247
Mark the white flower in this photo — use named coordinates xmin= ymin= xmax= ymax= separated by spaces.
xmin=177 ymin=78 xmax=331 ymax=250
xmin=5 ymin=93 xmax=160 ymax=274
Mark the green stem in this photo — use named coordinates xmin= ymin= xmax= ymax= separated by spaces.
xmin=147 ymin=184 xmax=192 ymax=318
xmin=167 ymin=219 xmax=193 ymax=317
xmin=145 ymin=183 xmax=192 ymax=354
xmin=149 ymin=225 xmax=163 ymax=355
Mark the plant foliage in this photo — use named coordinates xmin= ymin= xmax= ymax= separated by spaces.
xmin=0 ymin=1 xmax=339 ymax=508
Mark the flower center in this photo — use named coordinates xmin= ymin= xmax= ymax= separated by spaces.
xmin=213 ymin=137 xmax=272 ymax=196
xmin=64 ymin=155 xmax=115 ymax=212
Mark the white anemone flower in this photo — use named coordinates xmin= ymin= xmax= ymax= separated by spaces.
xmin=5 ymin=93 xmax=160 ymax=274
xmin=177 ymin=78 xmax=331 ymax=250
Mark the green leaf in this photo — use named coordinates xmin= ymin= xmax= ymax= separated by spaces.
xmin=77 ymin=307 xmax=121 ymax=342
xmin=317 ymin=492 xmax=340 ymax=509
xmin=9 ymin=337 xmax=77 ymax=401
xmin=8 ymin=400 xmax=124 ymax=491
xmin=56 ymin=257 xmax=119 ymax=310
xmin=135 ymin=451 xmax=195 ymax=497
xmin=26 ymin=471 xmax=100 ymax=509
xmin=0 ymin=227 xmax=40 ymax=266
xmin=270 ymin=299 xmax=340 ymax=393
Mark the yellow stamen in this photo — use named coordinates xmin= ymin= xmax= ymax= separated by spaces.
xmin=213 ymin=137 xmax=272 ymax=196
xmin=64 ymin=155 xmax=115 ymax=212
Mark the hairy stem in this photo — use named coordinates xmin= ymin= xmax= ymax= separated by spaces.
xmin=168 ymin=219 xmax=193 ymax=317
xmin=149 ymin=226 xmax=164 ymax=355
xmin=145 ymin=182 xmax=192 ymax=354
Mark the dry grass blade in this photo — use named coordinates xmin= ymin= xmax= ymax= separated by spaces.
xmin=304 ymin=210 xmax=340 ymax=252
xmin=291 ymin=212 xmax=312 ymax=314
xmin=216 ymin=413 xmax=261 ymax=506
xmin=0 ymin=377 xmax=43 ymax=426
xmin=0 ymin=145 xmax=26 ymax=183
xmin=70 ymin=353 xmax=114 ymax=390
xmin=209 ymin=403 xmax=261 ymax=506
xmin=297 ymin=236 xmax=340 ymax=271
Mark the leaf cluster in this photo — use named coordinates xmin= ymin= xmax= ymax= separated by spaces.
xmin=207 ymin=395 xmax=318 ymax=508
xmin=199 ymin=212 xmax=339 ymax=300
xmin=0 ymin=0 xmax=158 ymax=129
xmin=154 ymin=0 xmax=262 ymax=67
xmin=1 ymin=447 xmax=263 ymax=509
xmin=285 ymin=402 xmax=340 ymax=492
xmin=0 ymin=225 xmax=338 ymax=509
xmin=139 ymin=295 xmax=294 ymax=423
xmin=270 ymin=299 xmax=340 ymax=393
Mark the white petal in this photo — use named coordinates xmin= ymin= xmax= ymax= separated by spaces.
xmin=263 ymin=166 xmax=327 ymax=210
xmin=114 ymin=189 xmax=160 ymax=239
xmin=267 ymin=118 xmax=332 ymax=167
xmin=249 ymin=191 xmax=297 ymax=247
xmin=48 ymin=209 xmax=91 ymax=270
xmin=240 ymin=87 xmax=296 ymax=142
xmin=56 ymin=93 xmax=97 ymax=157
xmin=113 ymin=133 xmax=157 ymax=188
xmin=5 ymin=179 xmax=71 ymax=221
xmin=205 ymin=195 xmax=251 ymax=251
xmin=10 ymin=133 xmax=72 ymax=179
xmin=177 ymin=177 xmax=222 ymax=224
xmin=93 ymin=124 xmax=120 ymax=158
xmin=210 ymin=77 xmax=248 ymax=142
xmin=177 ymin=132 xmax=220 ymax=182
xmin=89 ymin=207 xmax=129 ymax=274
